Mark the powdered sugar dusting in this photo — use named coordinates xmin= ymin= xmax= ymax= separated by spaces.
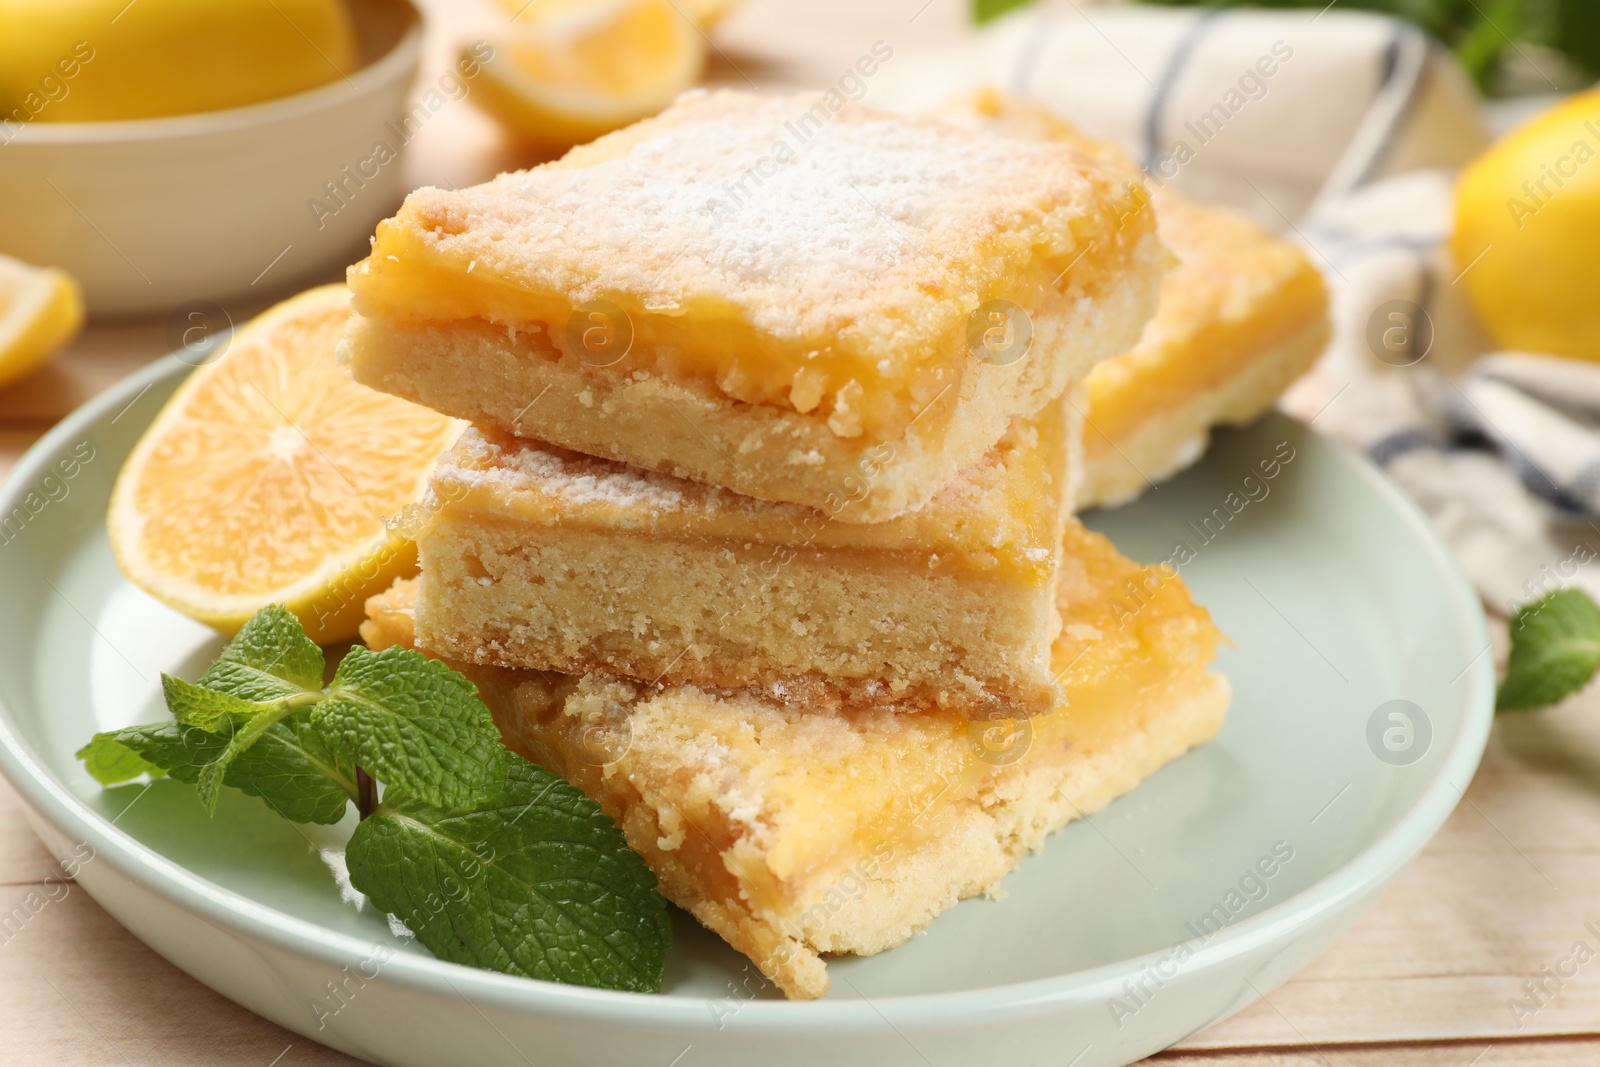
xmin=437 ymin=430 xmax=694 ymax=513
xmin=397 ymin=91 xmax=1116 ymax=345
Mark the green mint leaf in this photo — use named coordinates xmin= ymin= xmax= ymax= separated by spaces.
xmin=162 ymin=673 xmax=274 ymax=731
xmin=218 ymin=719 xmax=356 ymax=825
xmin=311 ymin=646 xmax=506 ymax=809
xmin=76 ymin=733 xmax=171 ymax=785
xmin=973 ymin=0 xmax=1033 ymax=23
xmin=199 ymin=605 xmax=325 ymax=702
xmin=194 ymin=707 xmax=300 ymax=815
xmin=171 ymin=606 xmax=333 ymax=814
xmin=1498 ymin=588 xmax=1600 ymax=711
xmin=346 ymin=754 xmax=670 ymax=993
xmin=77 ymin=721 xmax=353 ymax=825
xmin=78 ymin=722 xmax=235 ymax=793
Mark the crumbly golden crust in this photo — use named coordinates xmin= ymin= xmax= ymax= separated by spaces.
xmin=361 ymin=522 xmax=1228 ymax=999
xmin=416 ymin=519 xmax=1064 ymax=714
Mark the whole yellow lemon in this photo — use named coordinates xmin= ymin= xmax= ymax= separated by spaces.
xmin=1453 ymin=89 xmax=1600 ymax=361
xmin=0 ymin=0 xmax=358 ymax=123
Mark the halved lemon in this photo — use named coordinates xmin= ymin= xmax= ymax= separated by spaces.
xmin=0 ymin=253 xmax=84 ymax=390
xmin=468 ymin=0 xmax=706 ymax=149
xmin=108 ymin=285 xmax=462 ymax=644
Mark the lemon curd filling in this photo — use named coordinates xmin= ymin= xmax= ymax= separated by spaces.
xmin=729 ymin=520 xmax=1222 ymax=898
xmin=753 ymin=542 xmax=1215 ymax=899
xmin=353 ymin=219 xmax=1132 ymax=442
xmin=1082 ymin=194 xmax=1328 ymax=452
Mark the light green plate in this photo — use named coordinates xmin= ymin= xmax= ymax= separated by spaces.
xmin=0 ymin=357 xmax=1493 ymax=1067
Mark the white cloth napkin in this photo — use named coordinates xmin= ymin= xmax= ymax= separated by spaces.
xmin=879 ymin=3 xmax=1600 ymax=615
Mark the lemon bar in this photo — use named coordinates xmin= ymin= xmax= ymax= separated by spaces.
xmin=934 ymin=90 xmax=1330 ymax=509
xmin=343 ymin=89 xmax=1165 ymax=523
xmin=362 ymin=522 xmax=1228 ymax=999
xmin=404 ymin=396 xmax=1077 ymax=715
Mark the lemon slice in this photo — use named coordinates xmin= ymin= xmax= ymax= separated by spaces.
xmin=469 ymin=0 xmax=706 ymax=149
xmin=0 ymin=254 xmax=84 ymax=391
xmin=108 ymin=285 xmax=462 ymax=644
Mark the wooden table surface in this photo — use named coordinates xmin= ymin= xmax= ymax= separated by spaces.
xmin=5 ymin=1 xmax=1600 ymax=1064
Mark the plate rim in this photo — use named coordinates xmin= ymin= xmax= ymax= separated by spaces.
xmin=0 ymin=355 xmax=1495 ymax=1035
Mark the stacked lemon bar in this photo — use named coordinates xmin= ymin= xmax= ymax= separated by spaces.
xmin=344 ymin=89 xmax=1249 ymax=998
xmin=932 ymin=89 xmax=1330 ymax=509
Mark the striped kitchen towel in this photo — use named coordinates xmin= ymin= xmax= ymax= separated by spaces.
xmin=876 ymin=3 xmax=1488 ymax=231
xmin=1281 ymin=168 xmax=1600 ymax=616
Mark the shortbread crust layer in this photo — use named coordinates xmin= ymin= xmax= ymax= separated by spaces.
xmin=408 ymin=398 xmax=1077 ymax=714
xmin=345 ymin=89 xmax=1164 ymax=522
xmin=362 ymin=522 xmax=1228 ymax=998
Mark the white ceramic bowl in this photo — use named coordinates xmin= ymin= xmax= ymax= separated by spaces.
xmin=0 ymin=0 xmax=422 ymax=316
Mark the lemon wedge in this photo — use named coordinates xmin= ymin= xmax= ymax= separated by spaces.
xmin=0 ymin=253 xmax=84 ymax=390
xmin=108 ymin=285 xmax=462 ymax=644
xmin=469 ymin=0 xmax=706 ymax=149
xmin=0 ymin=0 xmax=357 ymax=122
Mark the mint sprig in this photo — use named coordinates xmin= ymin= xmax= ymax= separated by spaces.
xmin=78 ymin=726 xmax=180 ymax=786
xmin=1498 ymin=588 xmax=1600 ymax=712
xmin=75 ymin=605 xmax=669 ymax=992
